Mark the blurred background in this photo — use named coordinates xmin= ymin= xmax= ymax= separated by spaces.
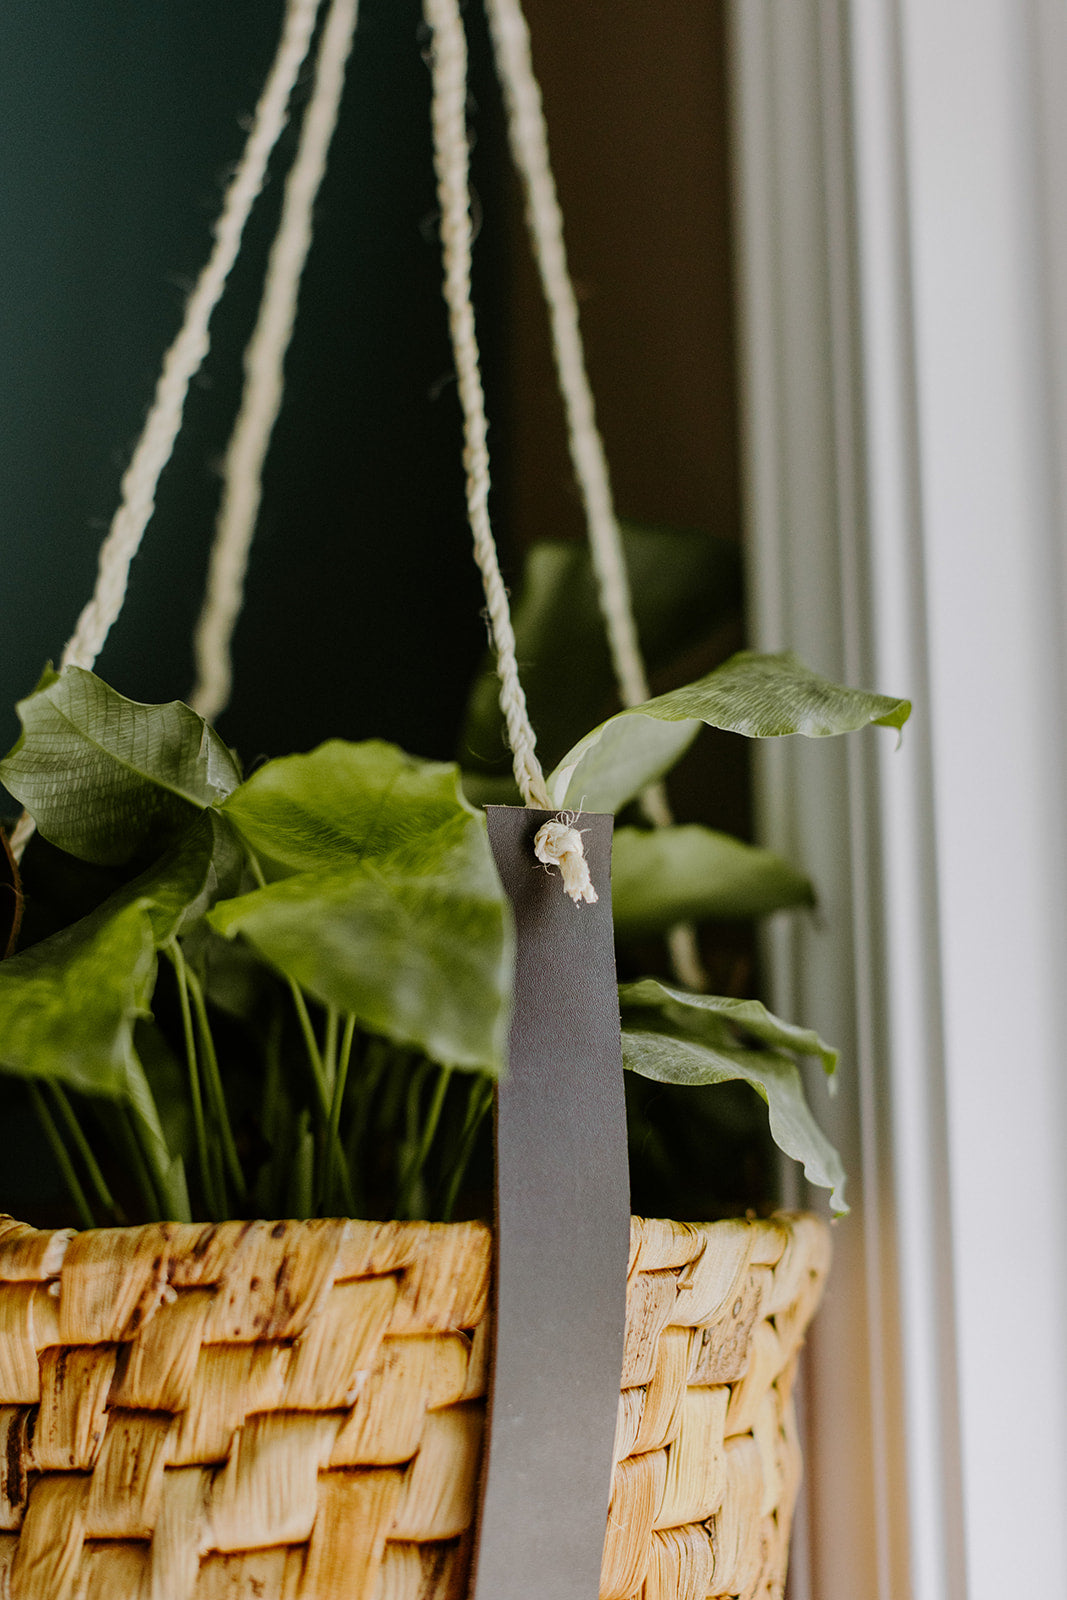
xmin=0 ymin=2 xmax=740 ymax=764
xmin=2 ymin=0 xmax=504 ymax=760
xmin=0 ymin=0 xmax=766 ymax=1222
xmin=4 ymin=4 xmax=1067 ymax=1598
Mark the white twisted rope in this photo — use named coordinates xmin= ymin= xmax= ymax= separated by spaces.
xmin=190 ymin=0 xmax=360 ymax=723
xmin=484 ymin=0 xmax=650 ymax=716
xmin=61 ymin=0 xmax=323 ymax=678
xmin=486 ymin=0 xmax=706 ymax=981
xmin=7 ymin=0 xmax=324 ymax=862
xmin=423 ymin=0 xmax=551 ymax=812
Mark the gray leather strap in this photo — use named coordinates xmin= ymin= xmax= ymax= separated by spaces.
xmin=472 ymin=807 xmax=630 ymax=1600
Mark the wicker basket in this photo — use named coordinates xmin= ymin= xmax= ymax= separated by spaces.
xmin=0 ymin=1209 xmax=828 ymax=1600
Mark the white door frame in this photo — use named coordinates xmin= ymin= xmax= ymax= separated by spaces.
xmin=727 ymin=5 xmax=1067 ymax=1598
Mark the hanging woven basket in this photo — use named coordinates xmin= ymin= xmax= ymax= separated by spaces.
xmin=0 ymin=1208 xmax=828 ymax=1600
xmin=0 ymin=2 xmax=852 ymax=1595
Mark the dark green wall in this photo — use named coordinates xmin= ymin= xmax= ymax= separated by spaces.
xmin=0 ymin=0 xmax=506 ymax=768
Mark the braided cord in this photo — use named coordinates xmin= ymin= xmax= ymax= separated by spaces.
xmin=486 ymin=0 xmax=706 ymax=983
xmin=484 ymin=0 xmax=651 ymax=714
xmin=190 ymin=0 xmax=360 ymax=724
xmin=424 ymin=0 xmax=551 ymax=810
xmin=9 ymin=0 xmax=323 ymax=863
xmin=62 ymin=0 xmax=324 ymax=676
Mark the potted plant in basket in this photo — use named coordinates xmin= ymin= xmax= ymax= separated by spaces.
xmin=0 ymin=626 xmax=907 ymax=1600
xmin=0 ymin=610 xmax=908 ymax=1238
xmin=0 ymin=1 xmax=910 ymax=1596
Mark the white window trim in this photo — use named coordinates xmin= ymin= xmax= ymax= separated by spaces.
xmin=727 ymin=5 xmax=1067 ymax=1598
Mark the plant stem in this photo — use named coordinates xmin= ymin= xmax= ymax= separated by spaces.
xmin=244 ymin=844 xmax=333 ymax=1111
xmin=255 ymin=1006 xmax=289 ymax=1214
xmin=185 ymin=964 xmax=247 ymax=1203
xmin=398 ymin=1061 xmax=452 ymax=1220
xmin=323 ymin=1007 xmax=339 ymax=1098
xmin=395 ymin=1059 xmax=428 ymax=1219
xmin=122 ymin=1066 xmax=191 ymax=1222
xmin=440 ymin=1074 xmax=494 ymax=1222
xmin=375 ymin=1045 xmax=411 ymax=1138
xmin=288 ymin=1108 xmax=315 ymax=1219
xmin=322 ymin=1015 xmax=357 ymax=1216
xmin=343 ymin=1035 xmax=390 ymax=1215
xmin=285 ymin=980 xmax=355 ymax=1210
xmin=46 ymin=1083 xmax=123 ymax=1223
xmin=243 ymin=838 xmax=343 ymax=1177
xmin=288 ymin=979 xmax=330 ymax=1106
xmin=347 ymin=1035 xmax=390 ymax=1153
xmin=118 ymin=1105 xmax=165 ymax=1221
xmin=166 ymin=939 xmax=221 ymax=1218
xmin=27 ymin=1082 xmax=94 ymax=1229
xmin=261 ymin=1007 xmax=286 ymax=1141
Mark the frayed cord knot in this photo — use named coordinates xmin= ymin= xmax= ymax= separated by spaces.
xmin=533 ymin=816 xmax=598 ymax=905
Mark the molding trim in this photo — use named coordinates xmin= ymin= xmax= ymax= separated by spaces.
xmin=723 ymin=1 xmax=1067 ymax=1595
xmin=727 ymin=11 xmax=926 ymax=1597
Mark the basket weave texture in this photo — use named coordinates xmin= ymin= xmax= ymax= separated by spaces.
xmin=0 ymin=1209 xmax=828 ymax=1600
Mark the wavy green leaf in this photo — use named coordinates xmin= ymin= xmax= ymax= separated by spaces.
xmin=548 ymin=651 xmax=911 ymax=812
xmin=620 ymin=1024 xmax=846 ymax=1213
xmin=133 ymin=811 xmax=245 ymax=945
xmin=619 ymin=978 xmax=845 ymax=1210
xmin=0 ymin=899 xmax=188 ymax=1219
xmin=213 ymin=741 xmax=513 ymax=1075
xmin=461 ymin=525 xmax=743 ymax=777
xmin=0 ymin=666 xmax=241 ymax=864
xmin=549 ymin=716 xmax=698 ymax=815
xmin=125 ymin=1026 xmax=192 ymax=1221
xmin=634 ymin=651 xmax=911 ymax=738
xmin=0 ymin=813 xmax=235 ymax=1220
xmin=221 ymin=739 xmax=467 ymax=876
xmin=611 ymin=825 xmax=815 ymax=936
xmin=0 ymin=898 xmax=157 ymax=1100
xmin=135 ymin=1021 xmax=193 ymax=1172
xmin=0 ymin=816 xmax=228 ymax=1091
xmin=619 ymin=978 xmax=838 ymax=1078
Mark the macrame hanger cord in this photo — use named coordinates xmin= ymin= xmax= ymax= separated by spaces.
xmin=485 ymin=0 xmax=707 ymax=978
xmin=425 ymin=0 xmax=603 ymax=904
xmin=484 ymin=0 xmax=651 ymax=720
xmin=9 ymin=0 xmax=325 ymax=862
xmin=61 ymin=0 xmax=323 ymax=679
xmin=422 ymin=0 xmax=552 ymax=818
xmin=427 ymin=28 xmax=628 ymax=1598
xmin=190 ymin=0 xmax=361 ymax=724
